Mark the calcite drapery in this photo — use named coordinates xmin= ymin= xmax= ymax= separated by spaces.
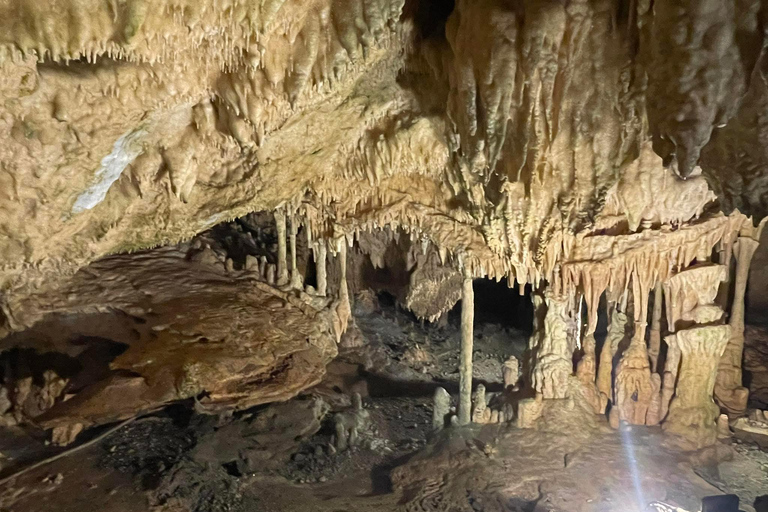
xmin=663 ymin=325 xmax=731 ymax=448
xmin=663 ymin=264 xmax=726 ymax=332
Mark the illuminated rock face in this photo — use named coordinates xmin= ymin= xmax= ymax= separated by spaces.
xmin=0 ymin=0 xmax=765 ymax=440
xmin=663 ymin=325 xmax=731 ymax=449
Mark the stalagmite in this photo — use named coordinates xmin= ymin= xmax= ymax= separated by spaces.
xmin=612 ymin=325 xmax=653 ymax=427
xmin=663 ymin=325 xmax=731 ymax=448
xmin=576 ymin=333 xmax=601 ymax=413
xmin=458 ymin=265 xmax=474 ymax=426
xmin=532 ymin=293 xmax=572 ymax=400
xmin=289 ymin=210 xmax=302 ymax=289
xmin=648 ymin=283 xmax=664 ymax=372
xmin=715 ymin=237 xmax=760 ymax=416
xmin=597 ymin=304 xmax=627 ymax=410
xmin=471 ymin=384 xmax=489 ymax=424
xmin=316 ymin=242 xmax=328 ymax=296
xmin=275 ymin=209 xmax=288 ymax=286
xmin=646 ymin=374 xmax=663 ymax=426
xmin=503 ymin=356 xmax=519 ymax=389
xmin=432 ymin=387 xmax=451 ymax=431
xmin=660 ymin=333 xmax=681 ymax=421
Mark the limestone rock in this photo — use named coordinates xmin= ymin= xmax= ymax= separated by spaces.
xmin=663 ymin=325 xmax=731 ymax=449
xmin=502 ymin=356 xmax=519 ymax=389
xmin=471 ymin=384 xmax=489 ymax=424
xmin=28 ymin=248 xmax=339 ymax=429
xmin=613 ymin=331 xmax=653 ymax=426
xmin=432 ymin=387 xmax=451 ymax=431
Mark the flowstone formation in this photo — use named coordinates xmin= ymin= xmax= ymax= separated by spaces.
xmin=0 ymin=0 xmax=766 ymax=452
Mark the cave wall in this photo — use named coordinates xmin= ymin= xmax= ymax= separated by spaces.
xmin=747 ymin=227 xmax=768 ymax=324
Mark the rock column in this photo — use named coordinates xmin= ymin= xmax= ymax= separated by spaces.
xmin=316 ymin=242 xmax=327 ymax=296
xmin=648 ymin=283 xmax=663 ymax=372
xmin=289 ymin=210 xmax=302 ymax=289
xmin=715 ymin=237 xmax=759 ymax=415
xmin=458 ymin=266 xmax=474 ymax=425
xmin=597 ymin=304 xmax=627 ymax=410
xmin=663 ymin=325 xmax=731 ymax=448
xmin=275 ymin=209 xmax=288 ymax=285
xmin=531 ymin=293 xmax=571 ymax=400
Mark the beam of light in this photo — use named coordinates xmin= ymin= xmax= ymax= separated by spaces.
xmin=619 ymin=425 xmax=647 ymax=512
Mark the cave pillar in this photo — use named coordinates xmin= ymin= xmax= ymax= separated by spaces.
xmin=648 ymin=283 xmax=664 ymax=373
xmin=458 ymin=265 xmax=474 ymax=425
xmin=660 ymin=333 xmax=681 ymax=421
xmin=332 ymin=238 xmax=351 ymax=342
xmin=597 ymin=303 xmax=627 ymax=411
xmin=663 ymin=325 xmax=731 ymax=448
xmin=531 ymin=292 xmax=571 ymax=400
xmin=715 ymin=237 xmax=759 ymax=416
xmin=288 ymin=210 xmax=303 ymax=289
xmin=316 ymin=242 xmax=328 ymax=296
xmin=275 ymin=209 xmax=288 ymax=286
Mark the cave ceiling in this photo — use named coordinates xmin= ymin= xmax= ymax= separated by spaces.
xmin=0 ymin=0 xmax=767 ymax=322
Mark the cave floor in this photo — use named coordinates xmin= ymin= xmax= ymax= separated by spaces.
xmin=0 ymin=302 xmax=766 ymax=512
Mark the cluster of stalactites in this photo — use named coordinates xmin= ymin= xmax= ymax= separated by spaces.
xmin=280 ymin=184 xmax=749 ymax=326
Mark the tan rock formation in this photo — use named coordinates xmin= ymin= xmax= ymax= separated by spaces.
xmin=612 ymin=327 xmax=653 ymax=427
xmin=660 ymin=333 xmax=682 ymax=422
xmin=663 ymin=325 xmax=731 ymax=448
xmin=663 ymin=264 xmax=726 ymax=332
xmin=597 ymin=305 xmax=628 ymax=410
xmin=0 ymin=0 xmax=765 ymax=452
xmin=576 ymin=334 xmax=601 ymax=414
xmin=648 ymin=283 xmax=664 ymax=372
xmin=502 ymin=356 xmax=519 ymax=389
xmin=716 ymin=236 xmax=760 ymax=416
xmin=531 ymin=293 xmax=572 ymax=400
xmin=20 ymin=245 xmax=341 ymax=429
xmin=458 ymin=264 xmax=474 ymax=425
xmin=432 ymin=387 xmax=451 ymax=431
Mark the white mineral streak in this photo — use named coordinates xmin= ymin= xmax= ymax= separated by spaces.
xmin=72 ymin=129 xmax=147 ymax=213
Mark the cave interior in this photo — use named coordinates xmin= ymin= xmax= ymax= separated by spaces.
xmin=1 ymin=0 xmax=768 ymax=511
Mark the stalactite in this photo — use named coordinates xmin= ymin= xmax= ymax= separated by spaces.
xmin=458 ymin=264 xmax=474 ymax=426
xmin=275 ymin=209 xmax=288 ymax=286
xmin=316 ymin=242 xmax=327 ymax=296
xmin=332 ymin=238 xmax=351 ymax=343
xmin=715 ymin=236 xmax=759 ymax=415
xmin=648 ymin=283 xmax=664 ymax=373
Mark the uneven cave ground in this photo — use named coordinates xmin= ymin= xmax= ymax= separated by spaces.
xmin=0 ymin=279 xmax=767 ymax=512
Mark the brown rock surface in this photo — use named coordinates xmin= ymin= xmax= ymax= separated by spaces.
xmin=6 ymin=245 xmax=339 ymax=428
